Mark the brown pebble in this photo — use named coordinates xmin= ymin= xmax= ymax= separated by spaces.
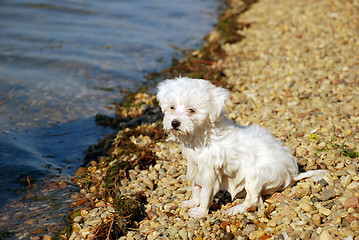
xmin=319 ymin=230 xmax=332 ymax=240
xmin=299 ymin=202 xmax=313 ymax=212
xmin=220 ymin=221 xmax=231 ymax=230
xmin=169 ymin=205 xmax=179 ymax=210
xmin=344 ymin=195 xmax=359 ymax=208
xmin=248 ymin=230 xmax=265 ymax=240
xmin=58 ymin=181 xmax=67 ymax=188
xmin=165 ymin=212 xmax=174 ymax=217
xmin=270 ymin=193 xmax=290 ymax=202
xmin=72 ymin=198 xmax=88 ymax=208
xmin=348 ymin=214 xmax=358 ymax=224
xmin=147 ymin=210 xmax=158 ymax=220
xmin=313 ymin=214 xmax=322 ymax=226
xmin=242 ymin=224 xmax=257 ymax=235
xmin=321 ymin=188 xmax=336 ymax=201
xmin=42 ymin=235 xmax=53 ymax=240
xmin=222 ymin=232 xmax=234 ymax=240
xmin=75 ymin=167 xmax=87 ymax=176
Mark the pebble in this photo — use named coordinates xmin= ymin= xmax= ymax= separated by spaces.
xmin=319 ymin=208 xmax=332 ymax=216
xmin=242 ymin=224 xmax=256 ymax=235
xmin=312 ymin=214 xmax=322 ymax=226
xmin=73 ymin=216 xmax=83 ymax=223
xmin=248 ymin=230 xmax=265 ymax=240
xmin=178 ymin=228 xmax=188 ymax=240
xmin=321 ymin=188 xmax=336 ymax=201
xmin=319 ymin=230 xmax=332 ymax=240
xmin=222 ymin=232 xmax=234 ymax=240
xmin=142 ymin=176 xmax=155 ymax=190
xmin=299 ymin=202 xmax=313 ymax=213
xmin=344 ymin=195 xmax=359 ymax=208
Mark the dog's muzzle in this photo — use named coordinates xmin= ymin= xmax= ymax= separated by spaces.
xmin=171 ymin=119 xmax=181 ymax=129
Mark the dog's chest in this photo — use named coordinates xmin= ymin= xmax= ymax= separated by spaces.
xmin=182 ymin=147 xmax=206 ymax=165
xmin=182 ymin=147 xmax=206 ymax=183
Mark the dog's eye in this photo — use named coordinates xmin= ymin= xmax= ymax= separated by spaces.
xmin=188 ymin=108 xmax=196 ymax=114
xmin=170 ymin=106 xmax=175 ymax=110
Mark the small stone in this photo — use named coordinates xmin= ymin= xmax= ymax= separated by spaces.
xmin=86 ymin=216 xmax=102 ymax=226
xmin=349 ymin=221 xmax=359 ymax=232
xmin=295 ymin=145 xmax=308 ymax=156
xmin=319 ymin=208 xmax=332 ymax=216
xmin=300 ymin=230 xmax=313 ymax=239
xmin=73 ymin=216 xmax=83 ymax=223
xmin=75 ymin=167 xmax=87 ymax=176
xmin=81 ymin=209 xmax=89 ymax=218
xmin=165 ymin=212 xmax=174 ymax=217
xmin=187 ymin=220 xmax=199 ymax=230
xmin=147 ymin=231 xmax=161 ymax=240
xmin=318 ymin=179 xmax=329 ymax=187
xmin=242 ymin=224 xmax=256 ymax=235
xmin=220 ymin=221 xmax=230 ymax=230
xmin=167 ymin=226 xmax=178 ymax=236
xmin=313 ymin=214 xmax=322 ymax=226
xmin=267 ymin=219 xmax=277 ymax=228
xmin=277 ymin=232 xmax=289 ymax=240
xmin=319 ymin=230 xmax=332 ymax=240
xmin=299 ymin=202 xmax=313 ymax=212
xmin=95 ymin=200 xmax=106 ymax=207
xmin=248 ymin=230 xmax=265 ymax=240
xmin=347 ymin=181 xmax=359 ymax=190
xmin=270 ymin=193 xmax=290 ymax=202
xmin=142 ymin=177 xmax=154 ymax=190
xmin=222 ymin=232 xmax=234 ymax=240
xmin=230 ymin=224 xmax=237 ymax=233
xmin=317 ymin=142 xmax=327 ymax=150
xmin=147 ymin=210 xmax=158 ymax=220
xmin=321 ymin=188 xmax=336 ymax=201
xmin=87 ymin=165 xmax=97 ymax=173
xmin=344 ymin=195 xmax=359 ymax=208
xmin=178 ymin=228 xmax=188 ymax=240
xmin=79 ymin=227 xmax=91 ymax=238
xmin=148 ymin=171 xmax=158 ymax=181
xmin=59 ymin=181 xmax=67 ymax=188
xmin=341 ymin=175 xmax=352 ymax=188
xmin=348 ymin=214 xmax=358 ymax=224
xmin=342 ymin=128 xmax=353 ymax=137
xmin=42 ymin=236 xmax=53 ymax=240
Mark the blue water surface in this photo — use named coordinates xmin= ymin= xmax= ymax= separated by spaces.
xmin=0 ymin=0 xmax=220 ymax=207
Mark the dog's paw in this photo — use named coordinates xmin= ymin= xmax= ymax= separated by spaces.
xmin=182 ymin=200 xmax=199 ymax=208
xmin=225 ymin=204 xmax=246 ymax=216
xmin=188 ymin=207 xmax=208 ymax=218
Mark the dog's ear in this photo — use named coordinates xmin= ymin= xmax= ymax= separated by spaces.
xmin=156 ymin=81 xmax=170 ymax=109
xmin=208 ymin=84 xmax=229 ymax=122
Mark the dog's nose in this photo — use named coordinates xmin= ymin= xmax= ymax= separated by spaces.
xmin=171 ymin=119 xmax=181 ymax=129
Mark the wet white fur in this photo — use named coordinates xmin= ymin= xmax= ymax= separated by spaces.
xmin=156 ymin=77 xmax=328 ymax=218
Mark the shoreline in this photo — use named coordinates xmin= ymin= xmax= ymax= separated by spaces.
xmin=67 ymin=0 xmax=358 ymax=239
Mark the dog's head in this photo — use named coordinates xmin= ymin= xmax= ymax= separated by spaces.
xmin=156 ymin=77 xmax=229 ymax=136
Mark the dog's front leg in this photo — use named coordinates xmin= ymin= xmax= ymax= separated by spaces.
xmin=182 ymin=182 xmax=201 ymax=208
xmin=187 ymin=183 xmax=214 ymax=218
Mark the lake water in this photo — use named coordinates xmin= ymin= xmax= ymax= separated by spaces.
xmin=0 ymin=0 xmax=219 ymax=219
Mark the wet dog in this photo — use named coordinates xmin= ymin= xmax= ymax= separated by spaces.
xmin=156 ymin=77 xmax=328 ymax=218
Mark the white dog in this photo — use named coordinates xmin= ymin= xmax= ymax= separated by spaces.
xmin=156 ymin=77 xmax=328 ymax=218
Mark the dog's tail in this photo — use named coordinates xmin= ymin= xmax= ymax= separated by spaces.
xmin=293 ymin=169 xmax=329 ymax=182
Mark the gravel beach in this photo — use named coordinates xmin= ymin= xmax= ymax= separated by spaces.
xmin=69 ymin=0 xmax=359 ymax=239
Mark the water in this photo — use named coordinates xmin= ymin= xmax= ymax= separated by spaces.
xmin=0 ymin=0 xmax=219 ymax=233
